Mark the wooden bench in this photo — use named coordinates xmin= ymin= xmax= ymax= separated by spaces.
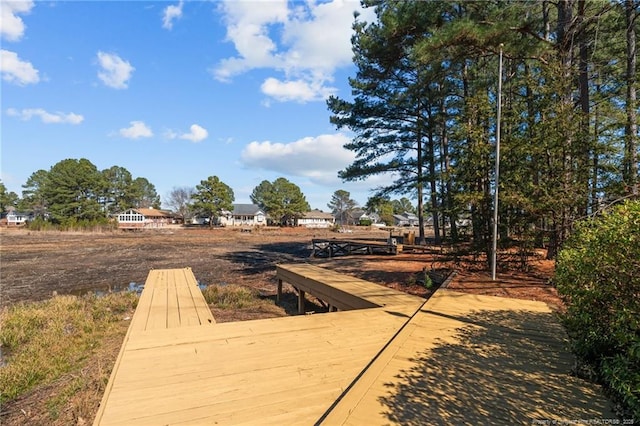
xmin=275 ymin=263 xmax=422 ymax=315
xmin=311 ymin=238 xmax=398 ymax=257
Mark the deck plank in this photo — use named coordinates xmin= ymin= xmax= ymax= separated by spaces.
xmin=319 ymin=290 xmax=615 ymax=425
xmin=95 ymin=303 xmax=414 ymax=425
xmin=95 ymin=267 xmax=613 ymax=426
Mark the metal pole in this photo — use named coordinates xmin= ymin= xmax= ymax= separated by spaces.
xmin=491 ymin=45 xmax=503 ymax=281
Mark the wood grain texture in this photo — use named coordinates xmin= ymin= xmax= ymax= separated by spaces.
xmin=95 ymin=266 xmax=612 ymax=425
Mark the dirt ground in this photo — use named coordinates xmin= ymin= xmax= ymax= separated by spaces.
xmin=0 ymin=226 xmax=561 ymax=425
xmin=0 ymin=226 xmax=560 ymax=310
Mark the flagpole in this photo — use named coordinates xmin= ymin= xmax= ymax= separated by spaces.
xmin=491 ymin=44 xmax=503 ymax=281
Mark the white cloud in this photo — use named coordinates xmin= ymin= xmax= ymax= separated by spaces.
xmin=179 ymin=124 xmax=208 ymax=142
xmin=240 ymin=133 xmax=355 ymax=185
xmin=213 ymin=0 xmax=375 ymax=103
xmin=96 ymin=51 xmax=134 ymax=89
xmin=165 ymin=124 xmax=209 ymax=142
xmin=6 ymin=107 xmax=83 ymax=124
xmin=162 ymin=1 xmax=183 ymax=30
xmin=0 ymin=49 xmax=39 ymax=85
xmin=119 ymin=121 xmax=153 ymax=139
xmin=261 ymin=77 xmax=336 ymax=103
xmin=0 ymin=0 xmax=34 ymax=41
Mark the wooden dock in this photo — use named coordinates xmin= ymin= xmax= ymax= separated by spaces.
xmin=94 ymin=266 xmax=613 ymax=425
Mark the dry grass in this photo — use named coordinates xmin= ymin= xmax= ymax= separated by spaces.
xmin=203 ymin=284 xmax=288 ymax=322
xmin=0 ymin=292 xmax=137 ymax=425
xmin=0 ymin=286 xmax=288 ymax=425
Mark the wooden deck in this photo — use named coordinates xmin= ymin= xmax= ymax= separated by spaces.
xmin=276 ymin=263 xmax=423 ymax=314
xmin=312 ymin=238 xmax=398 ymax=257
xmin=94 ymin=266 xmax=613 ymax=425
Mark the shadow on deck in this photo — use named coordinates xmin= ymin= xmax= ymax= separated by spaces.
xmin=94 ymin=267 xmax=614 ymax=425
xmin=376 ymin=309 xmax=611 ymax=425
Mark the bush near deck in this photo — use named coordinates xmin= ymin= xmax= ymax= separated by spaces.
xmin=555 ymin=200 xmax=640 ymax=419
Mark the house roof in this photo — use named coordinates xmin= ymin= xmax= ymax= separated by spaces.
xmin=302 ymin=209 xmax=334 ymax=220
xmin=232 ymin=204 xmax=264 ymax=216
xmin=135 ymin=208 xmax=169 ymax=217
xmin=350 ymin=209 xmax=366 ymax=220
xmin=393 ymin=212 xmax=418 ymax=221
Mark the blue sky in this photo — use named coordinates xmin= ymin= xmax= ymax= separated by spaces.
xmin=1 ymin=0 xmax=385 ymax=210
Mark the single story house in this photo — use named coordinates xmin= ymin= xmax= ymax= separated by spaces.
xmin=354 ymin=211 xmax=383 ymax=226
xmin=5 ymin=209 xmax=34 ymax=226
xmin=393 ymin=212 xmax=419 ymax=227
xmin=219 ymin=204 xmax=267 ymax=227
xmin=298 ymin=209 xmax=335 ymax=228
xmin=116 ymin=208 xmax=170 ymax=229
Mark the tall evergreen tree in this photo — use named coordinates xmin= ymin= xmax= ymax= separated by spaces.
xmin=101 ymin=165 xmax=134 ymax=214
xmin=328 ymin=190 xmax=358 ymax=226
xmin=251 ymin=178 xmax=309 ymax=225
xmin=190 ymin=176 xmax=234 ymax=228
xmin=42 ymin=158 xmax=105 ymax=222
xmin=21 ymin=169 xmax=49 ymax=218
xmin=131 ymin=177 xmax=161 ymax=209
xmin=0 ymin=181 xmax=18 ymax=213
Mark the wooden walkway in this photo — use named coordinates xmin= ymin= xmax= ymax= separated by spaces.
xmin=94 ymin=266 xmax=613 ymax=425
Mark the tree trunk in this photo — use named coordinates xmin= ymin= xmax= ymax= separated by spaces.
xmin=555 ymin=0 xmax=576 ymax=257
xmin=440 ymin=94 xmax=457 ymax=241
xmin=416 ymin=113 xmax=427 ymax=245
xmin=428 ymin=126 xmax=440 ymax=244
xmin=578 ymin=0 xmax=591 ymax=215
xmin=625 ymin=0 xmax=638 ymax=196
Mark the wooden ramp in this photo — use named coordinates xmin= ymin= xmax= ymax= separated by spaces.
xmin=95 ymin=266 xmax=613 ymax=425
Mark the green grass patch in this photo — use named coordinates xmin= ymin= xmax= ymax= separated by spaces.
xmin=0 ymin=292 xmax=137 ymax=404
xmin=202 ymin=284 xmax=268 ymax=310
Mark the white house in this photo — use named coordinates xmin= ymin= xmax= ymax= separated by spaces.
xmin=219 ymin=204 xmax=267 ymax=227
xmin=116 ymin=208 xmax=170 ymax=229
xmin=298 ymin=209 xmax=335 ymax=228
xmin=6 ymin=209 xmax=34 ymax=226
xmin=357 ymin=212 xmax=384 ymax=226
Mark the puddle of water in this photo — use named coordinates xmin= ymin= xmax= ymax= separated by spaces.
xmin=71 ymin=279 xmax=211 ymax=299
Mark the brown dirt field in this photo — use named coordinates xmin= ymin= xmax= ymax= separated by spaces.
xmin=0 ymin=226 xmax=561 ymax=425
xmin=0 ymin=227 xmax=560 ymax=309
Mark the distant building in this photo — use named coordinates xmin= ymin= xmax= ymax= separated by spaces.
xmin=298 ymin=209 xmax=335 ymax=228
xmin=5 ymin=208 xmax=34 ymax=226
xmin=393 ymin=212 xmax=419 ymax=227
xmin=116 ymin=208 xmax=170 ymax=229
xmin=218 ymin=204 xmax=267 ymax=227
xmin=357 ymin=212 xmax=383 ymax=226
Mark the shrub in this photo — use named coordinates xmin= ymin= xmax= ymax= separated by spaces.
xmin=26 ymin=217 xmax=116 ymax=232
xmin=555 ymin=200 xmax=640 ymax=418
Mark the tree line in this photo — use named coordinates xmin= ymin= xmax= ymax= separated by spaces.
xmin=0 ymin=159 xmax=160 ymax=225
xmin=328 ymin=0 xmax=638 ymax=258
xmin=0 ymin=159 xmax=310 ymax=226
xmin=0 ymin=157 xmax=428 ymax=229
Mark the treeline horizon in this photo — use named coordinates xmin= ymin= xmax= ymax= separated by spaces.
xmin=0 ymin=158 xmax=419 ymax=227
